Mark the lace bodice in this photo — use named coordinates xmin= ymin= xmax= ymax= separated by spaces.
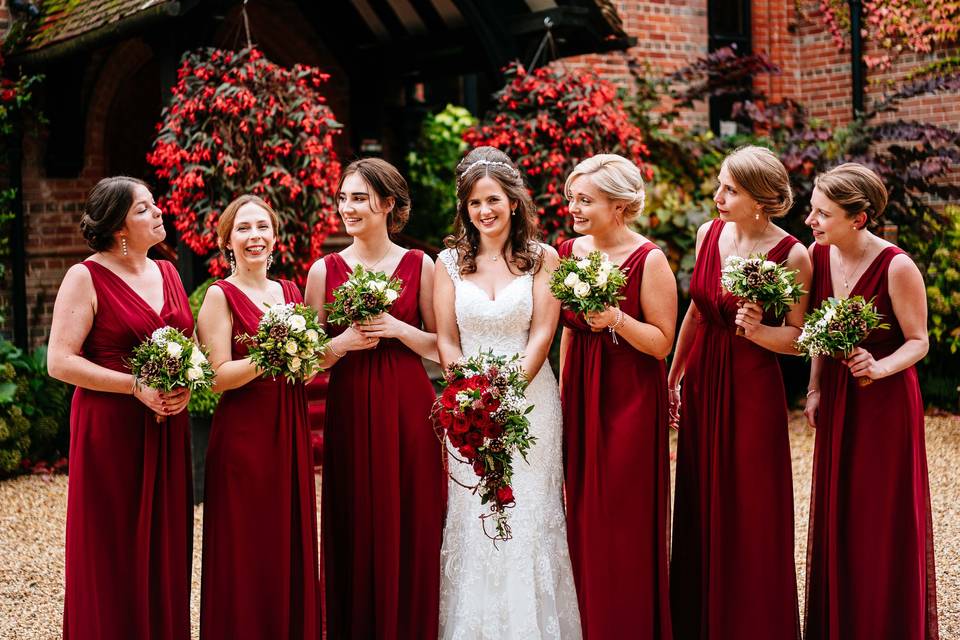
xmin=436 ymin=248 xmax=581 ymax=639
xmin=438 ymin=248 xmax=534 ymax=358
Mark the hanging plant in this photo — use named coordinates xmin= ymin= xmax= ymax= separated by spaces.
xmin=148 ymin=46 xmax=342 ymax=281
xmin=464 ymin=62 xmax=649 ymax=243
xmin=818 ymin=0 xmax=960 ymax=69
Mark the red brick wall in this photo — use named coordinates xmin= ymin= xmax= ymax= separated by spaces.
xmin=0 ymin=1 xmax=10 ymax=32
xmin=754 ymin=0 xmax=960 ymax=130
xmin=563 ymin=0 xmax=710 ymax=129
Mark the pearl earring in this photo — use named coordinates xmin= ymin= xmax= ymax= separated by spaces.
xmin=511 ymin=208 xmax=516 ymax=217
xmin=755 ymin=212 xmax=760 ymax=221
xmin=120 ymin=236 xmax=128 ymax=256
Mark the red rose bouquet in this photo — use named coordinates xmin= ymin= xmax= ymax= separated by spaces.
xmin=432 ymin=351 xmax=535 ymax=542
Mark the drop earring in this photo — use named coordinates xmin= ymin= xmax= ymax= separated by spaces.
xmin=120 ymin=235 xmax=128 ymax=256
xmin=266 ymin=254 xmax=274 ymax=271
xmin=754 ymin=212 xmax=760 ymax=221
xmin=511 ymin=208 xmax=516 ymax=216
xmin=228 ymin=250 xmax=237 ymax=275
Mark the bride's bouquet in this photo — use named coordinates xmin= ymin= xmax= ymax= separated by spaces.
xmin=795 ymin=295 xmax=890 ymax=387
xmin=240 ymin=303 xmax=329 ymax=382
xmin=432 ymin=351 xmax=536 ymax=542
xmin=325 ymin=264 xmax=403 ymax=326
xmin=131 ymin=327 xmax=214 ymax=421
xmin=720 ymin=254 xmax=805 ymax=335
xmin=549 ymin=250 xmax=628 ymax=315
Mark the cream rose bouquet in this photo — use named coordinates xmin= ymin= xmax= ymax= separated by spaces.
xmin=241 ymin=303 xmax=329 ymax=382
xmin=131 ymin=327 xmax=214 ymax=392
xmin=549 ymin=250 xmax=628 ymax=315
xmin=325 ymin=264 xmax=404 ymax=326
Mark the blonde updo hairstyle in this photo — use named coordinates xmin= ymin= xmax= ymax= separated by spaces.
xmin=564 ymin=154 xmax=646 ymax=222
xmin=722 ymin=145 xmax=794 ymax=219
xmin=813 ymin=162 xmax=887 ymax=230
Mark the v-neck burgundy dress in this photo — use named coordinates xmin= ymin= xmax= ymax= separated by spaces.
xmin=804 ymin=244 xmax=938 ymax=640
xmin=200 ymin=279 xmax=321 ymax=640
xmin=321 ymin=250 xmax=445 ymax=639
xmin=559 ymin=239 xmax=672 ymax=640
xmin=64 ymin=259 xmax=193 ymax=640
xmin=670 ymin=219 xmax=800 ymax=640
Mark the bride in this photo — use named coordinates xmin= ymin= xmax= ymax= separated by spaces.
xmin=434 ymin=146 xmax=582 ymax=639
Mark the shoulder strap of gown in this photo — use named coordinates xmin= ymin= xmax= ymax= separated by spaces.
xmin=558 ymin=239 xmax=574 ymax=259
xmin=437 ymin=248 xmax=461 ymax=282
xmin=279 ymin=279 xmax=303 ymax=304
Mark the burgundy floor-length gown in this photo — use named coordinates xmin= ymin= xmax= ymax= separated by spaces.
xmin=200 ymin=279 xmax=321 ymax=640
xmin=322 ymin=250 xmax=445 ymax=639
xmin=64 ymin=259 xmax=193 ymax=640
xmin=671 ymin=219 xmax=800 ymax=640
xmin=804 ymin=243 xmax=938 ymax=640
xmin=559 ymin=240 xmax=673 ymax=640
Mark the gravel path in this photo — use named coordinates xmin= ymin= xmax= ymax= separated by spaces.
xmin=2 ymin=413 xmax=957 ymax=639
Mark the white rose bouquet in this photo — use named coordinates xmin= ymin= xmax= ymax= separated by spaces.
xmin=325 ymin=264 xmax=404 ymax=326
xmin=720 ymin=253 xmax=806 ymax=335
xmin=549 ymin=250 xmax=628 ymax=315
xmin=130 ymin=326 xmax=214 ymax=393
xmin=240 ymin=303 xmax=329 ymax=382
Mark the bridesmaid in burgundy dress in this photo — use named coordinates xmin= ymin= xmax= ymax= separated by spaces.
xmin=48 ymin=177 xmax=193 ymax=639
xmin=803 ymin=163 xmax=937 ymax=639
xmin=197 ymin=195 xmax=321 ymax=639
xmin=558 ymin=154 xmax=676 ymax=639
xmin=667 ymin=146 xmax=811 ymax=640
xmin=304 ymin=158 xmax=444 ymax=639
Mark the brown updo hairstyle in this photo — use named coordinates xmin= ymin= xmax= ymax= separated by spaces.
xmin=336 ymin=158 xmax=412 ymax=233
xmin=723 ymin=145 xmax=794 ymax=219
xmin=80 ymin=176 xmax=149 ymax=252
xmin=216 ymin=194 xmax=280 ymax=259
xmin=445 ymin=146 xmax=542 ymax=275
xmin=813 ymin=162 xmax=888 ymax=230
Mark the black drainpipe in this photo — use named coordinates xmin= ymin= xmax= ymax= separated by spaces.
xmin=9 ymin=123 xmax=27 ymax=349
xmin=849 ymin=0 xmax=864 ymax=117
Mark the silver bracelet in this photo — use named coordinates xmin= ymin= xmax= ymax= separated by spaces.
xmin=806 ymin=388 xmax=819 ymax=396
xmin=327 ymin=342 xmax=345 ymax=359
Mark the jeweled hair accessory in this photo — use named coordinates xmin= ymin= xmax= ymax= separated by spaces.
xmin=456 ymin=159 xmax=521 ymax=189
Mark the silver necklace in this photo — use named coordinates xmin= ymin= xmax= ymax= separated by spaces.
xmin=838 ymin=242 xmax=868 ymax=293
xmin=355 ymin=245 xmax=392 ymax=271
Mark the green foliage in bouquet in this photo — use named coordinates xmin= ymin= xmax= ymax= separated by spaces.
xmin=795 ymin=296 xmax=890 ymax=359
xmin=131 ymin=327 xmax=214 ymax=392
xmin=433 ymin=351 xmax=535 ymax=541
xmin=187 ymin=278 xmax=221 ymax=418
xmin=549 ymin=250 xmax=629 ymax=315
xmin=720 ymin=254 xmax=805 ymax=317
xmin=241 ymin=303 xmax=329 ymax=382
xmin=325 ymin=264 xmax=403 ymax=326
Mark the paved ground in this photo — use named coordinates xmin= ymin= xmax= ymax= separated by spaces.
xmin=1 ymin=413 xmax=957 ymax=639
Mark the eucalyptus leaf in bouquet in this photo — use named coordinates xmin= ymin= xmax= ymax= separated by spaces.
xmin=325 ymin=264 xmax=403 ymax=326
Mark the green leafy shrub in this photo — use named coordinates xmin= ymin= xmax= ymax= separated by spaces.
xmin=0 ymin=340 xmax=69 ymax=474
xmin=405 ymin=105 xmax=476 ymax=247
xmin=187 ymin=278 xmax=221 ymax=418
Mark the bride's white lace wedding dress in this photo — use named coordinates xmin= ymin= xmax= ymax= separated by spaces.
xmin=437 ymin=248 xmax=582 ymax=640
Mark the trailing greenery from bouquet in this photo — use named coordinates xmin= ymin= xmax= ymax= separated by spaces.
xmin=241 ymin=303 xmax=329 ymax=382
xmin=406 ymin=105 xmax=477 ymax=247
xmin=148 ymin=46 xmax=342 ymax=282
xmin=431 ymin=351 xmax=535 ymax=542
xmin=549 ymin=250 xmax=628 ymax=315
xmin=464 ymin=62 xmax=649 ymax=243
xmin=796 ymin=296 xmax=890 ymax=359
xmin=720 ymin=254 xmax=806 ymax=318
xmin=325 ymin=265 xmax=403 ymax=326
xmin=0 ymin=340 xmax=69 ymax=475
